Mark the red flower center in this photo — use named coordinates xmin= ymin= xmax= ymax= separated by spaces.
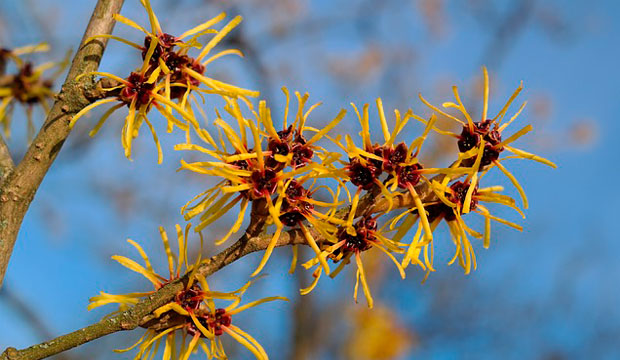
xmin=175 ymin=284 xmax=203 ymax=312
xmin=333 ymin=217 xmax=377 ymax=256
xmin=445 ymin=181 xmax=478 ymax=221
xmin=396 ymin=163 xmax=422 ymax=189
xmin=348 ymin=160 xmax=379 ymax=190
xmin=207 ymin=308 xmax=232 ymax=336
xmin=458 ymin=120 xmax=504 ymax=167
xmin=291 ymin=144 xmax=313 ymax=169
xmin=250 ymin=169 xmax=278 ymax=199
xmin=383 ymin=142 xmax=408 ymax=173
xmin=120 ymin=72 xmax=155 ymax=106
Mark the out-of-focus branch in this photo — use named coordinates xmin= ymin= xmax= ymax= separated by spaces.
xmin=290 ymin=247 xmax=316 ymax=360
xmin=0 ymin=285 xmax=73 ymax=360
xmin=0 ymin=0 xmax=125 ymax=287
xmin=0 ymin=171 xmax=444 ymax=360
xmin=479 ymin=0 xmax=535 ymax=70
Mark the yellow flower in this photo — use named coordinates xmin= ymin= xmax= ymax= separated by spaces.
xmin=102 ymin=0 xmax=258 ymax=101
xmin=0 ymin=43 xmax=69 ymax=140
xmin=88 ymin=224 xmax=200 ymax=310
xmin=394 ymin=175 xmax=525 ymax=280
xmin=177 ymin=90 xmax=345 ymax=277
xmin=301 ymin=215 xmax=405 ymax=308
xmin=418 ymin=66 xmax=556 ymax=211
xmin=88 ymin=224 xmax=207 ymax=359
xmin=154 ymin=277 xmax=287 ymax=360
xmin=279 ymin=176 xmax=351 ymax=276
xmin=68 ymin=1 xmax=258 ymax=163
xmin=338 ymin=100 xmax=472 ymax=241
xmin=89 ymin=224 xmax=286 ymax=359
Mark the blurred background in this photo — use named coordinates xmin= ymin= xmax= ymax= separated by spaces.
xmin=0 ymin=0 xmax=617 ymax=359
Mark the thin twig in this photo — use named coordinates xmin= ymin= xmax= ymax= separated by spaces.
xmin=0 ymin=0 xmax=125 ymax=287
xmin=0 ymin=285 xmax=73 ymax=360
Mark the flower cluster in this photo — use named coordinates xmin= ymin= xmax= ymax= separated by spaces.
xmin=69 ymin=0 xmax=258 ymax=163
xmin=293 ymin=67 xmax=553 ymax=305
xmin=0 ymin=43 xmax=68 ymax=140
xmin=83 ymin=2 xmax=555 ymax=358
xmin=177 ymin=91 xmax=346 ymax=277
xmin=91 ymin=224 xmax=287 ymax=360
xmin=392 ymin=66 xmax=557 ymax=280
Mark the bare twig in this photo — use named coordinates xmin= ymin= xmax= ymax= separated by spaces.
xmin=0 ymin=285 xmax=73 ymax=360
xmin=0 ymin=0 xmax=125 ymax=287
xmin=479 ymin=0 xmax=535 ymax=70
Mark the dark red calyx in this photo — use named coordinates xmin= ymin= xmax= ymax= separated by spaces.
xmin=396 ymin=163 xmax=422 ymax=189
xmin=164 ymin=52 xmax=191 ymax=72
xmin=336 ymin=216 xmax=377 ymax=254
xmin=291 ymin=144 xmax=313 ymax=168
xmin=142 ymin=33 xmax=178 ymax=63
xmin=383 ymin=142 xmax=408 ymax=173
xmin=264 ymin=155 xmax=285 ymax=172
xmin=187 ymin=315 xmax=209 ymax=337
xmin=19 ymin=62 xmax=34 ymax=77
xmin=159 ymin=33 xmax=178 ymax=48
xmin=268 ymin=138 xmax=291 ymax=157
xmin=279 ymin=211 xmax=305 ymax=226
xmin=207 ymin=308 xmax=232 ymax=336
xmin=277 ymin=126 xmax=294 ymax=142
xmin=280 ymin=203 xmax=314 ymax=226
xmin=458 ymin=129 xmax=480 ymax=153
xmin=189 ymin=60 xmax=205 ymax=75
xmin=284 ymin=179 xmax=306 ymax=201
xmin=458 ymin=120 xmax=496 ymax=151
xmin=363 ymin=145 xmax=384 ymax=175
xmin=251 ymin=169 xmax=278 ymax=198
xmin=293 ymin=132 xmax=308 ymax=145
xmin=279 ymin=180 xmax=314 ymax=226
xmin=348 ymin=160 xmax=379 ymax=190
xmin=120 ymin=72 xmax=155 ymax=106
xmin=169 ymin=57 xmax=204 ymax=98
xmin=480 ymin=146 xmax=501 ymax=167
xmin=458 ymin=120 xmax=504 ymax=167
xmin=175 ymin=284 xmax=202 ymax=312
xmin=448 ymin=181 xmax=478 ymax=210
xmin=229 ymin=157 xmax=249 ymax=170
xmin=11 ymin=62 xmax=52 ymax=104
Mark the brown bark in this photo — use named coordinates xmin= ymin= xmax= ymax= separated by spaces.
xmin=0 ymin=135 xmax=13 ymax=186
xmin=0 ymin=0 xmax=125 ymax=286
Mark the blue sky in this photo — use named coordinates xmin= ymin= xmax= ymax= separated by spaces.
xmin=1 ymin=0 xmax=619 ymax=359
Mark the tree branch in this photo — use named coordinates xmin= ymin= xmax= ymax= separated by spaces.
xmin=0 ymin=174 xmax=442 ymax=360
xmin=0 ymin=135 xmax=13 ymax=186
xmin=0 ymin=0 xmax=125 ymax=287
xmin=0 ymin=285 xmax=73 ymax=360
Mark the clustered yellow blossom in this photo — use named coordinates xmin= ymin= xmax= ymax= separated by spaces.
xmin=294 ymin=66 xmax=554 ymax=306
xmin=177 ymin=89 xmax=346 ymax=277
xmin=69 ymin=0 xmax=258 ymax=163
xmin=91 ymin=224 xmax=287 ymax=360
xmin=82 ymin=2 xmax=556 ymax=358
xmin=0 ymin=43 xmax=69 ymax=140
